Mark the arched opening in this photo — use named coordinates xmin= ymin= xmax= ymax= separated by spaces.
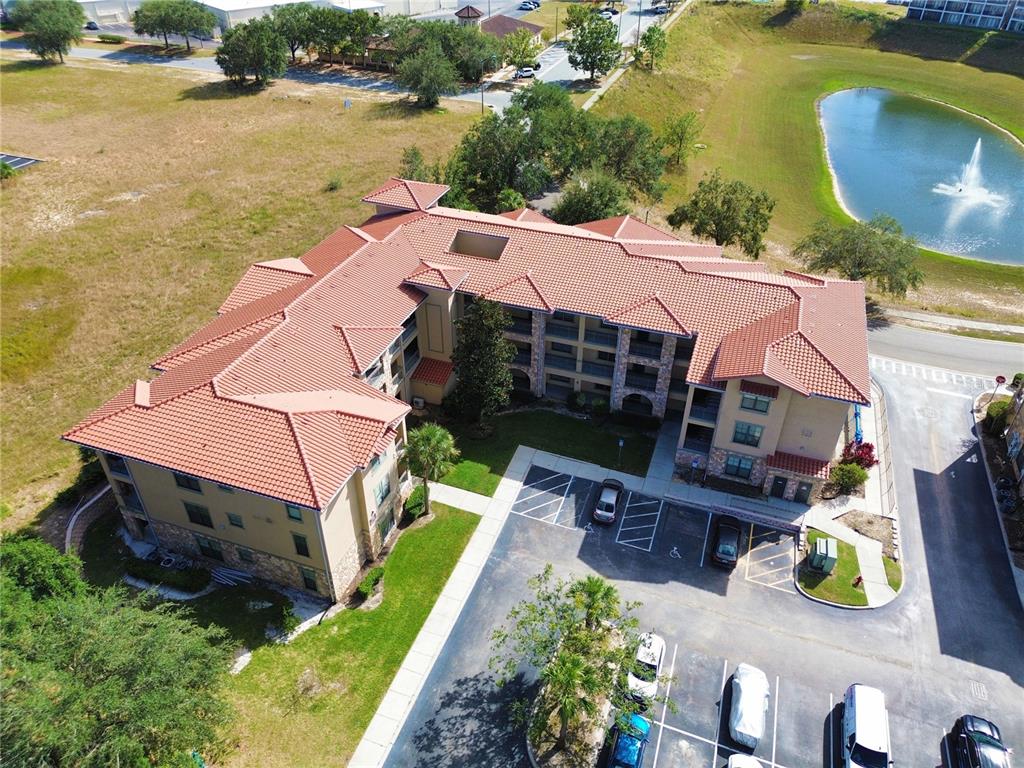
xmin=511 ymin=369 xmax=531 ymax=392
xmin=622 ymin=393 xmax=654 ymax=416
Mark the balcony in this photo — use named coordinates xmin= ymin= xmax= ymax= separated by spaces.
xmin=507 ymin=318 xmax=533 ymax=336
xmin=689 ymin=403 xmax=720 ymax=423
xmin=513 ymin=351 xmax=532 ymax=366
xmin=367 ymin=368 xmax=386 ymax=388
xmin=629 ymin=339 xmax=662 ymax=360
xmin=669 ymin=379 xmax=689 ymax=394
xmin=546 ymin=322 xmax=578 ymax=340
xmin=403 ymin=348 xmax=421 ymax=374
xmin=545 ymin=353 xmax=577 ymax=372
xmin=401 ymin=322 xmax=417 ymax=344
xmin=581 ymin=360 xmax=614 ymax=379
xmin=625 ymin=371 xmax=657 ymax=391
xmin=682 ymin=438 xmax=712 ymax=455
xmin=584 ymin=329 xmax=617 ymax=347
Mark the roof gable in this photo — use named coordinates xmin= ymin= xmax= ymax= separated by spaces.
xmin=406 ymin=260 xmax=470 ymax=291
xmin=361 ymin=178 xmax=450 ymax=211
xmin=338 ymin=326 xmax=403 ymax=373
xmin=480 ymin=271 xmax=553 ymax=311
xmin=606 ymin=293 xmax=690 ymax=335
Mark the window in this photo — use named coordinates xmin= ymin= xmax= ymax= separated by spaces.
xmin=217 ymin=484 xmax=235 ymax=494
xmin=184 ymin=502 xmax=213 ymax=528
xmin=292 ymin=533 xmax=310 ymax=558
xmin=732 ymin=422 xmax=764 ymax=448
xmin=594 ymin=383 xmax=611 ymax=392
xmin=553 ymin=311 xmax=575 ymax=323
xmin=237 ymin=547 xmax=254 ymax=563
xmin=551 ymin=342 xmax=574 ymax=354
xmin=286 ymin=504 xmax=303 ymax=522
xmin=173 ymin=472 xmax=202 ymax=493
xmin=597 ymin=351 xmax=615 ymax=362
xmin=548 ymin=374 xmax=572 ymax=384
xmin=106 ymin=454 xmax=129 ymax=476
xmin=367 ymin=453 xmax=382 ymax=474
xmin=299 ymin=566 xmax=318 ymax=592
xmin=740 ymin=393 xmax=772 ymax=413
xmin=724 ymin=455 xmax=755 ymax=480
xmin=227 ymin=512 xmax=244 ymax=528
xmin=194 ymin=534 xmax=223 ymax=561
xmin=374 ymin=476 xmax=392 ymax=507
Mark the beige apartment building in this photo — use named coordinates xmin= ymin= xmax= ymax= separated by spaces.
xmin=65 ymin=178 xmax=869 ymax=600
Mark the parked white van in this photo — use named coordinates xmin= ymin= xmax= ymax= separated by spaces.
xmin=842 ymin=684 xmax=894 ymax=768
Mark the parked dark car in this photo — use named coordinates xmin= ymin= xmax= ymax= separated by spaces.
xmin=592 ymin=478 xmax=625 ymax=524
xmin=711 ymin=515 xmax=742 ymax=569
xmin=947 ymin=716 xmax=1013 ymax=768
xmin=606 ymin=713 xmax=652 ymax=768
xmin=84 ymin=20 xmax=99 ymax=30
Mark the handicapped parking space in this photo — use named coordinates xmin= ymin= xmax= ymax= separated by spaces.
xmin=743 ymin=524 xmax=797 ymax=595
xmin=510 ymin=465 xmax=597 ymax=530
xmin=615 ymin=491 xmax=664 ymax=552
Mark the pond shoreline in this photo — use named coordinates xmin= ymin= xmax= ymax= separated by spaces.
xmin=815 ymin=86 xmax=1023 ymax=268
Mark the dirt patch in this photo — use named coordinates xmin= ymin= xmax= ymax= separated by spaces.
xmin=839 ymin=510 xmax=895 ymax=558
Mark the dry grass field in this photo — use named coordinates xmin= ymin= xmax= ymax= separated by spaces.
xmin=0 ymin=56 xmax=476 ymax=526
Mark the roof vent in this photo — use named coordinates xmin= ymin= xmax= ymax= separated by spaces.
xmin=450 ymin=230 xmax=509 ymax=260
xmin=134 ymin=380 xmax=151 ymax=408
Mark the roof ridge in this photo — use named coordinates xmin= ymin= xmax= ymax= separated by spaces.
xmin=285 ymin=412 xmax=322 ymax=509
xmin=154 ymin=309 xmax=287 ymax=369
xmin=788 ymin=329 xmax=867 ymax=402
xmin=481 ymin=269 xmax=553 ymax=311
xmin=428 ymin=206 xmax=614 ymax=242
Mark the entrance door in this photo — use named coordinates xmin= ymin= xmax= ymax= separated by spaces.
xmin=794 ymin=482 xmax=812 ymax=504
xmin=770 ymin=475 xmax=788 ymax=499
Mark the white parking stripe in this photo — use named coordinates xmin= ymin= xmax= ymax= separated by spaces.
xmin=628 ymin=498 xmax=660 ymax=507
xmin=651 ymin=643 xmax=678 ymax=768
xmin=710 ymin=659 xmax=729 ymax=768
xmin=619 ymin=523 xmax=658 ymax=532
xmin=546 ymin=477 xmax=575 ymax=523
xmin=772 ymin=676 xmax=780 ymax=768
xmin=699 ymin=511 xmax=712 ymax=568
xmin=521 ymin=470 xmax=563 ymax=489
xmin=516 ymin=493 xmax=565 ymax=516
xmin=514 ymin=485 xmax=563 ymax=505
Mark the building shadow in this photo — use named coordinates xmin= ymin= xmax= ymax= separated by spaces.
xmin=912 ymin=440 xmax=1024 ymax=685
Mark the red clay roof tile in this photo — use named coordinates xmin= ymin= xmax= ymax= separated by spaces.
xmin=767 ymin=451 xmax=831 ymax=480
xmin=411 ymin=357 xmax=454 ymax=386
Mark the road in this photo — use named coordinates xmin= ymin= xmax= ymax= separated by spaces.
xmin=868 ymin=323 xmax=1021 ymax=379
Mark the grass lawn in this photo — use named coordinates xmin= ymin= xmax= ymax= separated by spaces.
xmin=798 ymin=528 xmax=868 ymax=607
xmin=79 ymin=512 xmax=296 ymax=651
xmin=435 ymin=410 xmax=657 ymax=496
xmin=0 ymin=57 xmax=476 ymax=526
xmin=79 ymin=38 xmax=220 ymax=57
xmin=593 ymin=1 xmax=1024 ymax=324
xmin=220 ymin=504 xmax=479 ymax=768
xmin=520 ymin=0 xmax=581 ymax=40
xmin=883 ymin=555 xmax=903 ymax=592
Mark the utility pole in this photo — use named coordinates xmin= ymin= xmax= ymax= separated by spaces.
xmin=636 ymin=0 xmax=643 ymax=48
xmin=555 ymin=7 xmax=559 ymax=40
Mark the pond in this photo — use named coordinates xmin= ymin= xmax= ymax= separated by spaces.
xmin=818 ymin=88 xmax=1024 ymax=265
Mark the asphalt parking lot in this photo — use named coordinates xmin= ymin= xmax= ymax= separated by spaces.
xmin=385 ymin=461 xmax=1022 ymax=768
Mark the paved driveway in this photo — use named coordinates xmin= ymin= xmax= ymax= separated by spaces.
xmin=383 ymin=356 xmax=1023 ymax=768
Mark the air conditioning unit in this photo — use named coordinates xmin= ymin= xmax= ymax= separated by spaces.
xmin=412 ymin=397 xmax=425 ymax=409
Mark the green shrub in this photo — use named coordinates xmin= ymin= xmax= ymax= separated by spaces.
xmin=1011 ymin=372 xmax=1024 ymax=389
xmin=323 ymin=174 xmax=342 ymax=192
xmin=984 ymin=399 xmax=1011 ymax=435
xmin=97 ymin=33 xmax=126 ymax=43
xmin=783 ymin=0 xmax=806 ymax=13
xmin=568 ymin=391 xmax=587 ymax=412
xmin=124 ymin=557 xmax=211 ymax=592
xmin=279 ymin=606 xmax=301 ymax=635
xmin=403 ymin=485 xmax=426 ymax=520
xmin=830 ymin=462 xmax=869 ymax=494
xmin=356 ymin=566 xmax=385 ymax=600
xmin=590 ymin=396 xmax=610 ymax=417
xmin=0 ymin=161 xmax=17 ymax=181
xmin=510 ymin=389 xmax=538 ymax=406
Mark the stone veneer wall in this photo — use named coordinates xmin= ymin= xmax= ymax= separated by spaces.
xmin=530 ymin=311 xmax=546 ymax=397
xmin=610 ymin=328 xmax=630 ymax=410
xmin=648 ymin=336 xmax=677 ymax=419
xmin=706 ymin=448 xmax=767 ymax=488
xmin=761 ymin=470 xmax=820 ymax=501
xmin=148 ymin=519 xmax=333 ymax=596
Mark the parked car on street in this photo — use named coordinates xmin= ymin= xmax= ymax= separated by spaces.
xmin=842 ymin=684 xmax=893 ymax=768
xmin=84 ymin=20 xmax=99 ymax=29
xmin=711 ymin=515 xmax=742 ymax=569
xmin=652 ymin=4 xmax=670 ymax=13
xmin=518 ymin=1 xmax=539 ymax=8
xmin=947 ymin=715 xmax=1013 ymax=768
xmin=598 ymin=9 xmax=614 ymax=19
xmin=606 ymin=713 xmax=652 ymax=768
xmin=515 ymin=67 xmax=536 ymax=78
xmin=729 ymin=663 xmax=770 ymax=749
xmin=626 ymin=632 xmax=665 ymax=702
xmin=592 ymin=478 xmax=625 ymax=524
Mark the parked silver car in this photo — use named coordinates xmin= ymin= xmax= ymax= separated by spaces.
xmin=592 ymin=478 xmax=625 ymax=524
xmin=729 ymin=663 xmax=770 ymax=750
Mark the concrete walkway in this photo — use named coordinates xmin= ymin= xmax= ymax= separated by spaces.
xmin=886 ymin=308 xmax=1024 ymax=334
xmin=802 ymin=509 xmax=896 ymax=608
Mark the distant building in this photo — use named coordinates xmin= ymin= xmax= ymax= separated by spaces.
xmin=481 ymin=13 xmax=543 ymax=42
xmin=454 ymin=3 xmax=483 ymax=24
xmin=905 ymin=0 xmax=1024 ymax=32
xmin=73 ymin=0 xmax=385 ymax=28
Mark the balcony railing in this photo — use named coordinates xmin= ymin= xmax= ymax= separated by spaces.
xmin=367 ymin=369 xmax=386 ymax=388
xmin=689 ymin=403 xmax=720 ymax=423
xmin=545 ymin=353 xmax=577 ymax=372
xmin=669 ymin=379 xmax=689 ymax=394
xmin=682 ymin=439 xmax=712 ymax=455
xmin=584 ymin=329 xmax=617 ymax=348
xmin=547 ymin=322 xmax=578 ymax=340
xmin=629 ymin=339 xmax=662 ymax=360
xmin=507 ymin=318 xmax=533 ymax=336
xmin=581 ymin=361 xmax=613 ymax=379
xmin=513 ymin=351 xmax=532 ymax=366
xmin=401 ymin=323 xmax=417 ymax=344
xmin=403 ymin=349 xmax=420 ymax=373
xmin=625 ymin=371 xmax=657 ymax=391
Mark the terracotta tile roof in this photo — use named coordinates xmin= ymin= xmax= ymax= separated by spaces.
xmin=577 ymin=215 xmax=680 ymax=242
xmin=411 ymin=357 xmax=454 ymax=386
xmin=739 ymin=380 xmax=779 ymax=399
xmin=480 ymin=271 xmax=553 ymax=311
xmin=498 ymin=208 xmax=554 ymax=224
xmin=455 ymin=4 xmax=483 ymax=16
xmin=338 ymin=326 xmax=403 ymax=373
xmin=481 ymin=13 xmax=543 ymax=37
xmin=219 ymin=262 xmax=313 ymax=314
xmin=606 ymin=293 xmax=689 ymax=336
xmin=406 ymin=260 xmax=470 ymax=291
xmin=361 ymin=178 xmax=450 ymax=212
xmin=767 ymin=451 xmax=831 ymax=480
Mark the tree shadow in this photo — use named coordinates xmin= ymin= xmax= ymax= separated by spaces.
xmin=763 ymin=8 xmax=800 ymax=27
xmin=0 ymin=58 xmax=57 ymax=72
xmin=865 ymin=297 xmax=890 ymax=329
xmin=178 ymin=80 xmax=262 ymax=101
xmin=407 ymin=671 xmax=535 ymax=767
xmin=367 ymin=99 xmax=436 ymax=120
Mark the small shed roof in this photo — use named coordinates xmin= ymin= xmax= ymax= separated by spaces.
xmin=455 ymin=4 xmax=484 ymax=17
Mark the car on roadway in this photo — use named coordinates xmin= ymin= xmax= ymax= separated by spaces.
xmin=515 ymin=67 xmax=537 ymax=78
xmin=711 ymin=515 xmax=742 ymax=569
xmin=598 ymin=9 xmax=614 ymax=19
xmin=592 ymin=478 xmax=625 ymax=524
xmin=606 ymin=713 xmax=652 ymax=768
xmin=947 ymin=715 xmax=1013 ymax=768
xmin=84 ymin=20 xmax=100 ymax=29
xmin=728 ymin=756 xmax=764 ymax=768
xmin=652 ymin=4 xmax=670 ymax=12
xmin=842 ymin=684 xmax=893 ymax=768
xmin=729 ymin=663 xmax=771 ymax=750
xmin=626 ymin=632 xmax=665 ymax=702
xmin=518 ymin=1 xmax=539 ymax=8
xmin=604 ymin=5 xmax=620 ymax=13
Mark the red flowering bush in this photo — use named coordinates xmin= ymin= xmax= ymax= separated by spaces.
xmin=841 ymin=440 xmax=878 ymax=469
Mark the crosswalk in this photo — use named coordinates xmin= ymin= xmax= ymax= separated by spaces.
xmin=870 ymin=355 xmax=996 ymax=391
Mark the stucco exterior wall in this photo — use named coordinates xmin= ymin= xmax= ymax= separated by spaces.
xmin=776 ymin=393 xmax=851 ymax=459
xmin=713 ymin=378 xmax=793 ymax=458
xmin=418 ymin=290 xmax=455 ymax=362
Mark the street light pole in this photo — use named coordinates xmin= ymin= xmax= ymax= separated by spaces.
xmin=636 ymin=0 xmax=643 ymax=48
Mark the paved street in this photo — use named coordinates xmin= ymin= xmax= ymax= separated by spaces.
xmin=383 ymin=353 xmax=1023 ymax=768
xmin=868 ymin=324 xmax=1020 ymax=379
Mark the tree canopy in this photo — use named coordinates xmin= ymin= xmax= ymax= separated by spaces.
xmin=397 ymin=44 xmax=459 ymax=107
xmin=10 ymin=0 xmax=85 ymax=63
xmin=662 ymin=111 xmax=702 ymax=168
xmin=405 ymin=423 xmax=460 ymax=515
xmin=794 ymin=214 xmax=925 ymax=297
xmin=272 ymin=2 xmax=314 ymax=62
xmin=133 ymin=0 xmax=214 ymax=50
xmin=636 ymin=24 xmax=667 ymax=70
xmin=447 ymin=299 xmax=516 ymax=423
xmin=667 ymin=168 xmax=775 ymax=259
xmin=564 ymin=6 xmax=621 ymax=81
xmin=502 ymin=27 xmax=542 ymax=69
xmin=549 ymin=167 xmax=629 ymax=225
xmin=215 ymin=16 xmax=289 ymax=86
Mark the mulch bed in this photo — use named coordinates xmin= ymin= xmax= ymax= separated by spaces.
xmin=838 ymin=510 xmax=895 ymax=558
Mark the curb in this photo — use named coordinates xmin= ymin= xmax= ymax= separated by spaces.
xmin=793 ymin=574 xmax=873 ymax=611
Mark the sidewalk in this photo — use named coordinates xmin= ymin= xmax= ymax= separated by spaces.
xmin=886 ymin=308 xmax=1024 ymax=334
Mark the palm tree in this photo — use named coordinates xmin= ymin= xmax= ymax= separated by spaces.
xmin=568 ymin=575 xmax=620 ymax=631
xmin=541 ymin=649 xmax=600 ymax=749
xmin=405 ymin=423 xmax=459 ymax=516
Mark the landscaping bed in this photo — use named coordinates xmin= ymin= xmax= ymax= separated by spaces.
xmin=797 ymin=528 xmax=867 ymax=607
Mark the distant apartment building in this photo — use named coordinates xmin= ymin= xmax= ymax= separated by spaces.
xmin=905 ymin=0 xmax=1024 ymax=32
xmin=65 ymin=178 xmax=870 ymax=600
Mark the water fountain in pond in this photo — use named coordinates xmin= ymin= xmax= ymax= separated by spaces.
xmin=932 ymin=138 xmax=1008 ymax=209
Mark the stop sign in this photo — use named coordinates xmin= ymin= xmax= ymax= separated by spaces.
xmin=996 ymin=375 xmax=1006 ymax=384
